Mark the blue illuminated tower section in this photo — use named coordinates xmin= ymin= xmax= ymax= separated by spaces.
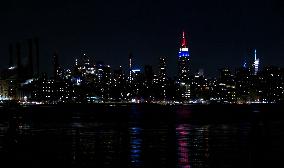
xmin=178 ymin=31 xmax=190 ymax=83
xmin=178 ymin=31 xmax=190 ymax=100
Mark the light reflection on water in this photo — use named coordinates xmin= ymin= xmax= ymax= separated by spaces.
xmin=129 ymin=126 xmax=142 ymax=167
xmin=176 ymin=124 xmax=209 ymax=168
xmin=176 ymin=124 xmax=191 ymax=168
xmin=0 ymin=105 xmax=283 ymax=167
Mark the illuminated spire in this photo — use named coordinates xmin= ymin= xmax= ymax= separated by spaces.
xmin=253 ymin=49 xmax=259 ymax=75
xmin=178 ymin=31 xmax=190 ymax=58
xmin=181 ymin=31 xmax=186 ymax=48
xmin=254 ymin=49 xmax=257 ymax=61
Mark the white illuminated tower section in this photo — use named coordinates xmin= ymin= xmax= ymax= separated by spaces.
xmin=253 ymin=49 xmax=259 ymax=75
xmin=178 ymin=31 xmax=190 ymax=100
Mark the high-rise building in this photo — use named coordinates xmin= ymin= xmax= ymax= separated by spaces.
xmin=178 ymin=31 xmax=190 ymax=83
xmin=159 ymin=56 xmax=166 ymax=82
xmin=100 ymin=64 xmax=112 ymax=100
xmin=111 ymin=66 xmax=126 ymax=101
xmin=177 ymin=31 xmax=190 ymax=101
xmin=52 ymin=51 xmax=60 ymax=79
xmin=128 ymin=52 xmax=133 ymax=84
xmin=217 ymin=68 xmax=236 ymax=102
xmin=144 ymin=65 xmax=154 ymax=83
xmin=131 ymin=68 xmax=142 ymax=99
xmin=143 ymin=65 xmax=154 ymax=101
xmin=159 ymin=56 xmax=167 ymax=100
xmin=9 ymin=44 xmax=13 ymax=68
xmin=253 ymin=49 xmax=260 ymax=75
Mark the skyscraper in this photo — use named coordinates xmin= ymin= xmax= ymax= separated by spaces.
xmin=178 ymin=31 xmax=190 ymax=83
xmin=129 ymin=52 xmax=133 ymax=84
xmin=9 ymin=44 xmax=13 ymax=68
xmin=177 ymin=31 xmax=190 ymax=101
xmin=159 ymin=56 xmax=166 ymax=80
xmin=159 ymin=56 xmax=167 ymax=100
xmin=253 ymin=49 xmax=260 ymax=75
xmin=52 ymin=51 xmax=60 ymax=79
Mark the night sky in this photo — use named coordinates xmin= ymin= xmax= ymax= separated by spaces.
xmin=1 ymin=0 xmax=284 ymax=77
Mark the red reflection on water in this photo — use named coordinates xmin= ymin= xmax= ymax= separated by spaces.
xmin=176 ymin=124 xmax=190 ymax=168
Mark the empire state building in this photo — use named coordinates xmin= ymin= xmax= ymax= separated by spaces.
xmin=177 ymin=31 xmax=190 ymax=100
xmin=178 ymin=31 xmax=190 ymax=83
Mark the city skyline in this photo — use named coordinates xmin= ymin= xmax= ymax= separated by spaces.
xmin=1 ymin=30 xmax=283 ymax=104
xmin=2 ymin=31 xmax=270 ymax=79
xmin=1 ymin=0 xmax=284 ymax=77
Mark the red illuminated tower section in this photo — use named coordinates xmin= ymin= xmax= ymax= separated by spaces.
xmin=181 ymin=31 xmax=187 ymax=48
xmin=178 ymin=31 xmax=190 ymax=100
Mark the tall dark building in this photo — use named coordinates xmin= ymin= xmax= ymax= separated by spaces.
xmin=83 ymin=53 xmax=90 ymax=68
xmin=159 ymin=56 xmax=166 ymax=81
xmin=217 ymin=68 xmax=236 ymax=102
xmin=34 ymin=37 xmax=40 ymax=75
xmin=9 ymin=44 xmax=13 ymax=67
xmin=27 ymin=39 xmax=34 ymax=77
xmin=111 ymin=66 xmax=126 ymax=101
xmin=53 ymin=51 xmax=60 ymax=79
xmin=143 ymin=65 xmax=154 ymax=101
xmin=128 ymin=52 xmax=133 ymax=84
xmin=159 ymin=56 xmax=167 ymax=99
xmin=16 ymin=42 xmax=22 ymax=79
xmin=144 ymin=65 xmax=154 ymax=83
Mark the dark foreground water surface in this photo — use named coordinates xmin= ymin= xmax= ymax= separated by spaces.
xmin=0 ymin=104 xmax=283 ymax=168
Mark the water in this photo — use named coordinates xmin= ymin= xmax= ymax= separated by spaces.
xmin=0 ymin=104 xmax=283 ymax=168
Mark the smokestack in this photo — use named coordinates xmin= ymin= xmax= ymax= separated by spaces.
xmin=16 ymin=42 xmax=22 ymax=78
xmin=9 ymin=44 xmax=13 ymax=67
xmin=34 ymin=37 xmax=39 ymax=75
xmin=28 ymin=39 xmax=33 ymax=77
xmin=53 ymin=50 xmax=59 ymax=79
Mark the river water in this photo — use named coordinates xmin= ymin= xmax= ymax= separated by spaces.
xmin=0 ymin=104 xmax=283 ymax=168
